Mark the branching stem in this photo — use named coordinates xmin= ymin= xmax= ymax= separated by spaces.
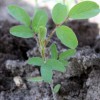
xmin=46 ymin=17 xmax=69 ymax=46
xmin=35 ymin=11 xmax=69 ymax=62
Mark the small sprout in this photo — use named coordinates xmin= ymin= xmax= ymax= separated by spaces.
xmin=53 ymin=84 xmax=61 ymax=93
xmin=8 ymin=1 xmax=100 ymax=100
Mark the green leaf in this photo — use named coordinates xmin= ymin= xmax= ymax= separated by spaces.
xmin=59 ymin=49 xmax=76 ymax=60
xmin=41 ymin=65 xmax=52 ymax=83
xmin=8 ymin=5 xmax=31 ymax=26
xmin=46 ymin=59 xmax=66 ymax=72
xmin=52 ymin=3 xmax=68 ymax=24
xmin=27 ymin=57 xmax=44 ymax=66
xmin=38 ymin=26 xmax=47 ymax=40
xmin=69 ymin=1 xmax=100 ymax=19
xmin=10 ymin=25 xmax=33 ymax=38
xmin=59 ymin=59 xmax=69 ymax=67
xmin=40 ymin=58 xmax=66 ymax=83
xmin=32 ymin=9 xmax=48 ymax=33
xmin=50 ymin=43 xmax=58 ymax=59
xmin=53 ymin=84 xmax=61 ymax=93
xmin=56 ymin=25 xmax=78 ymax=49
xmin=41 ymin=59 xmax=66 ymax=83
xmin=28 ymin=77 xmax=43 ymax=82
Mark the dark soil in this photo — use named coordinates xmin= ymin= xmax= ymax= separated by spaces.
xmin=0 ymin=17 xmax=100 ymax=100
xmin=0 ymin=21 xmax=36 ymax=91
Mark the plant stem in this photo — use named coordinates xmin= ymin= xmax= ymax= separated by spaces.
xmin=34 ymin=34 xmax=46 ymax=60
xmin=34 ymin=34 xmax=39 ymax=47
xmin=36 ymin=32 xmax=47 ymax=61
xmin=46 ymin=17 xmax=69 ymax=46
xmin=50 ymin=81 xmax=57 ymax=100
xmin=46 ymin=26 xmax=57 ymax=46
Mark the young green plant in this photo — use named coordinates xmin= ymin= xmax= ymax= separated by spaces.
xmin=8 ymin=1 xmax=100 ymax=99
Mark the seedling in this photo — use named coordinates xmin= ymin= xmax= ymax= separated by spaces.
xmin=8 ymin=1 xmax=100 ymax=99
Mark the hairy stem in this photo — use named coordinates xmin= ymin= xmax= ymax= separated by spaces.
xmin=38 ymin=33 xmax=47 ymax=61
xmin=34 ymin=34 xmax=46 ymax=61
xmin=45 ymin=26 xmax=57 ymax=46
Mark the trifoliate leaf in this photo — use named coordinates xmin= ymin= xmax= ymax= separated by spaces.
xmin=69 ymin=1 xmax=100 ymax=19
xmin=32 ymin=9 xmax=48 ymax=33
xmin=27 ymin=57 xmax=44 ymax=66
xmin=56 ymin=25 xmax=78 ymax=49
xmin=8 ymin=5 xmax=31 ymax=26
xmin=10 ymin=25 xmax=33 ymax=38
xmin=52 ymin=3 xmax=68 ymax=24
xmin=50 ymin=43 xmax=58 ymax=59
xmin=53 ymin=84 xmax=61 ymax=93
